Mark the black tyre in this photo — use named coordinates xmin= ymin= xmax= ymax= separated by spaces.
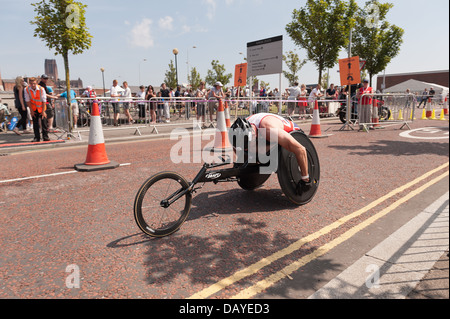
xmin=237 ymin=172 xmax=272 ymax=190
xmin=277 ymin=131 xmax=320 ymax=205
xmin=134 ymin=172 xmax=192 ymax=238
xmin=380 ymin=107 xmax=391 ymax=121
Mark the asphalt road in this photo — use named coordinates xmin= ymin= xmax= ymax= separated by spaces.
xmin=0 ymin=118 xmax=448 ymax=300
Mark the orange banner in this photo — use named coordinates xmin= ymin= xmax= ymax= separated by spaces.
xmin=339 ymin=56 xmax=361 ymax=86
xmin=234 ymin=63 xmax=247 ymax=87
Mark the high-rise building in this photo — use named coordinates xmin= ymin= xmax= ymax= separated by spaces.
xmin=45 ymin=59 xmax=59 ymax=81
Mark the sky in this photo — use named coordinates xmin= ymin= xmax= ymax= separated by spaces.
xmin=0 ymin=0 xmax=449 ymax=91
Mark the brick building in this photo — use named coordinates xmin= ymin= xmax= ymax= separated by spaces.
xmin=377 ymin=70 xmax=449 ymax=91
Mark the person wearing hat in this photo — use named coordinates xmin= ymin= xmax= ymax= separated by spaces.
xmin=38 ymin=74 xmax=58 ymax=131
xmin=208 ymin=81 xmax=224 ymax=123
xmin=356 ymin=79 xmax=374 ymax=131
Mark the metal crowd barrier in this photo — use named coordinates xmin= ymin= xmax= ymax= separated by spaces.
xmin=58 ymin=95 xmax=352 ymax=137
xmin=358 ymin=93 xmax=416 ymax=131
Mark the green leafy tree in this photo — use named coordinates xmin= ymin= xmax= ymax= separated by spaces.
xmin=164 ymin=60 xmax=177 ymax=89
xmin=282 ymin=50 xmax=307 ymax=86
xmin=31 ymin=0 xmax=92 ymax=130
xmin=351 ymin=1 xmax=404 ymax=86
xmin=188 ymin=67 xmax=202 ymax=90
xmin=205 ymin=60 xmax=232 ymax=88
xmin=286 ymin=0 xmax=357 ymax=84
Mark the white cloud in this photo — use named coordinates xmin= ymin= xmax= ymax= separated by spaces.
xmin=159 ymin=16 xmax=174 ymax=31
xmin=204 ymin=0 xmax=217 ymax=20
xmin=130 ymin=18 xmax=154 ymax=48
xmin=181 ymin=24 xmax=208 ymax=35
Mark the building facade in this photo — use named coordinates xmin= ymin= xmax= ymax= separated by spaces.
xmin=377 ymin=70 xmax=449 ymax=92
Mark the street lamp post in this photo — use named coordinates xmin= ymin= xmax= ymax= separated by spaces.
xmin=173 ymin=48 xmax=179 ymax=87
xmin=139 ymin=59 xmax=147 ymax=85
xmin=100 ymin=67 xmax=106 ymax=97
xmin=187 ymin=46 xmax=197 ymax=85
xmin=100 ymin=67 xmax=109 ymax=117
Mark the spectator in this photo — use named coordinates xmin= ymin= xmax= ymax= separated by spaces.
xmin=13 ymin=76 xmax=29 ymax=135
xmin=418 ymin=88 xmax=428 ymax=108
xmin=59 ymin=86 xmax=78 ymax=129
xmin=160 ymin=83 xmax=171 ymax=123
xmin=286 ymin=81 xmax=301 ymax=117
xmin=174 ymin=85 xmax=182 ymax=117
xmin=25 ymin=77 xmax=49 ymax=142
xmin=259 ymin=85 xmax=266 ymax=97
xmin=356 ymin=79 xmax=373 ymax=130
xmin=121 ymin=81 xmax=133 ymax=124
xmin=146 ymin=85 xmax=157 ymax=124
xmin=429 ymin=87 xmax=436 ymax=107
xmin=81 ymin=86 xmax=97 ymax=114
xmin=184 ymin=88 xmax=194 ymax=120
xmin=326 ymin=84 xmax=337 ymax=100
xmin=196 ymin=81 xmax=207 ymax=126
xmin=39 ymin=74 xmax=58 ymax=131
xmin=208 ymin=81 xmax=224 ymax=122
xmin=308 ymin=84 xmax=323 ymax=103
xmin=298 ymin=84 xmax=308 ymax=118
xmin=136 ymin=85 xmax=146 ymax=123
xmin=110 ymin=79 xmax=121 ymax=126
xmin=156 ymin=91 xmax=164 ymax=123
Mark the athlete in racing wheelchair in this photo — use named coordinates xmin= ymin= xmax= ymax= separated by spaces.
xmin=134 ymin=112 xmax=320 ymax=237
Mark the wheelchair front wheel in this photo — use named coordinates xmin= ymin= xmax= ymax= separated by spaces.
xmin=134 ymin=172 xmax=192 ymax=238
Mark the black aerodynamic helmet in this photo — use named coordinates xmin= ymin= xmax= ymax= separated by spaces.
xmin=229 ymin=117 xmax=254 ymax=150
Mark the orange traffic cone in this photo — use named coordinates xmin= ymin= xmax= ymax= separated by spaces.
xmin=75 ymin=102 xmax=119 ymax=172
xmin=224 ymin=101 xmax=231 ymax=128
xmin=206 ymin=99 xmax=233 ymax=153
xmin=426 ymin=104 xmax=433 ymax=119
xmin=309 ymin=100 xmax=328 ymax=138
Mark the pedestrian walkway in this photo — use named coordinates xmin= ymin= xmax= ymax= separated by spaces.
xmin=309 ymin=192 xmax=449 ymax=299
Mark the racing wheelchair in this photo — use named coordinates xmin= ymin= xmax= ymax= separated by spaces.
xmin=134 ymin=121 xmax=320 ymax=238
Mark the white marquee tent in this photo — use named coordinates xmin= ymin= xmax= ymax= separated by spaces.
xmin=384 ymin=79 xmax=449 ymax=97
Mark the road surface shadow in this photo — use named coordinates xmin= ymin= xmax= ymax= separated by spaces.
xmin=329 ymin=140 xmax=449 ymax=157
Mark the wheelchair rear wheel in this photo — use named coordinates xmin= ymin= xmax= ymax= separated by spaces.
xmin=277 ymin=131 xmax=320 ymax=205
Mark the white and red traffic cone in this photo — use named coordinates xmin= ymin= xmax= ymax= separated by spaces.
xmin=75 ymin=102 xmax=119 ymax=172
xmin=309 ymin=100 xmax=329 ymax=138
xmin=206 ymin=99 xmax=233 ymax=153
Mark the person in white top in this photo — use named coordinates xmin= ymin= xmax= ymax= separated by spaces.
xmin=286 ymin=82 xmax=301 ymax=117
xmin=122 ymin=81 xmax=133 ymax=124
xmin=110 ymin=80 xmax=121 ymax=126
xmin=136 ymin=85 xmax=146 ymax=123
xmin=308 ymin=84 xmax=323 ymax=103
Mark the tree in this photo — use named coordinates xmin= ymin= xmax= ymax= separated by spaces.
xmin=205 ymin=60 xmax=232 ymax=88
xmin=164 ymin=60 xmax=177 ymax=89
xmin=31 ymin=0 xmax=92 ymax=130
xmin=282 ymin=50 xmax=307 ymax=86
xmin=351 ymin=1 xmax=404 ymax=86
xmin=286 ymin=0 xmax=357 ymax=84
xmin=188 ymin=67 xmax=202 ymax=91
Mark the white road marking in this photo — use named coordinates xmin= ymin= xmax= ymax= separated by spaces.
xmin=0 ymin=163 xmax=131 ymax=184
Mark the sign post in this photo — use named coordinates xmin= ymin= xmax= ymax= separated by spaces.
xmin=247 ymin=35 xmax=283 ymax=115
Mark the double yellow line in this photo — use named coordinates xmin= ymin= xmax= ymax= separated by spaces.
xmin=189 ymin=162 xmax=449 ymax=299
